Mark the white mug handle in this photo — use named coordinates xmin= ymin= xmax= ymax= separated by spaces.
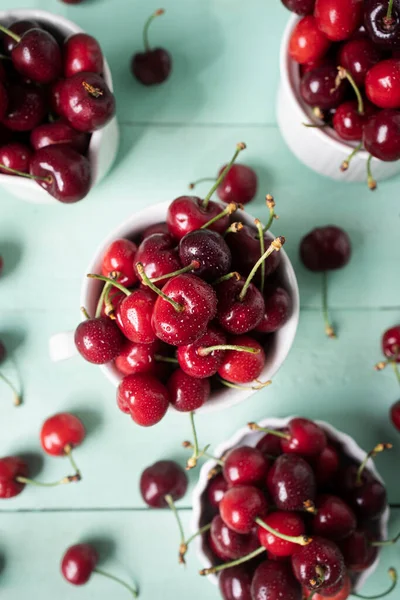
xmin=49 ymin=332 xmax=77 ymax=362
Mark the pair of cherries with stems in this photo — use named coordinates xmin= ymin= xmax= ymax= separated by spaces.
xmin=0 ymin=413 xmax=84 ymax=498
xmin=374 ymin=324 xmax=400 ymax=433
xmin=0 ymin=338 xmax=22 ymax=406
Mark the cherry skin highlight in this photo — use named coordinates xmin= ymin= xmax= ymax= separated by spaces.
xmin=300 ymin=66 xmax=347 ymax=109
xmin=115 ymin=288 xmax=156 ymax=344
xmin=216 ymin=278 xmax=265 ymax=335
xmin=363 ymin=110 xmax=400 ymax=161
xmin=281 ymin=417 xmax=327 ymax=457
xmin=207 ymin=473 xmax=228 ymax=508
xmin=179 ymin=229 xmax=231 ymax=281
xmin=134 ymin=233 xmax=181 ymax=287
xmin=219 ymin=564 xmax=253 ymax=600
xmin=364 ymin=0 xmax=400 ymax=49
xmin=117 ymin=373 xmax=169 ymax=426
xmin=210 ymin=515 xmax=259 ymax=560
xmin=3 ymin=20 xmax=41 ymax=54
xmin=314 ymin=0 xmax=363 ymax=41
xmin=167 ymin=196 xmax=230 ymax=240
xmin=291 ymin=536 xmax=345 ymax=591
xmin=115 ymin=339 xmax=160 ymax=376
xmin=11 ymin=28 xmax=62 ymax=84
xmin=140 ymin=460 xmax=187 ymax=507
xmin=30 ymin=122 xmax=90 ymax=154
xmin=365 ymin=59 xmax=400 ymax=109
xmin=338 ymin=35 xmax=382 ymax=87
xmin=40 ymin=413 xmax=85 ymax=456
xmin=312 ymin=494 xmax=357 ymax=541
xmin=382 ymin=325 xmax=400 ymax=359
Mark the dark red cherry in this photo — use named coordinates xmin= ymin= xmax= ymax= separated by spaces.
xmin=312 ymin=445 xmax=340 ymax=485
xmin=219 ymin=564 xmax=253 ymax=600
xmin=116 ymin=288 xmax=156 ymax=344
xmin=207 ymin=474 xmax=228 ymax=508
xmin=117 ymin=373 xmax=169 ymax=426
xmin=61 ymin=544 xmax=98 ymax=585
xmin=303 ymin=574 xmax=351 ymax=599
xmin=217 ymin=335 xmax=265 ymax=384
xmin=281 ymin=0 xmax=316 ymax=15
xmin=255 ymin=285 xmax=291 ymax=334
xmin=300 ymin=226 xmax=351 ymax=271
xmin=216 ymin=277 xmax=265 ymax=335
xmin=177 ymin=324 xmax=226 ymax=378
xmin=289 ymin=16 xmax=331 ymax=64
xmin=333 ymin=100 xmax=367 ymax=141
xmin=0 ymin=456 xmax=28 ymax=498
xmin=0 ymin=81 xmax=8 ymax=123
xmin=115 ymin=339 xmax=160 ymax=376
xmin=338 ymin=36 xmax=382 ymax=86
xmin=210 ymin=515 xmax=259 ymax=560
xmin=9 ymin=28 xmax=62 ymax=84
xmin=300 ymin=66 xmax=347 ymax=109
xmin=40 ymin=413 xmax=85 ymax=456
xmin=339 ymin=530 xmax=378 ymax=571
xmin=267 ymin=454 xmax=316 ymax=511
xmin=167 ymin=196 xmax=230 ymax=241
xmin=131 ymin=10 xmax=171 ymax=86
xmin=75 ymin=316 xmax=123 ymax=364
xmin=179 ymin=229 xmax=231 ymax=281
xmin=3 ymin=20 xmax=41 ymax=54
xmin=64 ymin=33 xmax=103 ymax=78
xmin=30 ymin=144 xmax=91 ymax=203
xmin=2 ymin=83 xmax=47 ymax=131
xmin=314 ymin=0 xmax=363 ymax=41
xmin=223 ymin=446 xmax=269 ymax=487
xmin=252 ymin=561 xmax=302 ymax=600
xmin=350 ymin=479 xmax=387 ymax=521
xmin=220 ymin=485 xmax=267 ymax=534
xmin=167 ymin=368 xmax=210 ymax=412
xmin=102 ymin=239 xmax=138 ymax=287
xmin=256 ymin=432 xmax=283 ymax=458
xmin=312 ymin=495 xmax=356 ymax=541
xmin=225 ymin=226 xmax=280 ymax=282
xmin=30 ymin=121 xmax=90 ymax=154
xmin=363 ymin=109 xmax=400 ymax=161
xmin=292 ymin=536 xmax=345 ymax=591
xmin=134 ymin=233 xmax=181 ymax=287
xmin=58 ymin=72 xmax=115 ymax=132
xmin=140 ymin=460 xmax=187 ymax=507
xmin=257 ymin=511 xmax=306 ymax=557
xmin=382 ymin=326 xmax=400 ymax=359
xmin=142 ymin=222 xmax=170 ymax=238
xmin=0 ymin=142 xmax=32 ymax=175
xmin=390 ymin=399 xmax=400 ymax=431
xmin=365 ymin=59 xmax=400 ymax=108
xmin=217 ymin=164 xmax=257 ymax=205
xmin=281 ymin=418 xmax=327 ymax=457
xmin=364 ymin=0 xmax=400 ymax=49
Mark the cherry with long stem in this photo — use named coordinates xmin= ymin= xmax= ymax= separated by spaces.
xmin=264 ymin=195 xmax=278 ymax=232
xmin=92 ymin=568 xmax=138 ymax=598
xmin=322 ymin=271 xmax=336 ymax=339
xmin=197 ymin=344 xmax=260 ymax=357
xmin=255 ymin=517 xmax=312 ymax=546
xmin=371 ymin=532 xmax=400 ymax=547
xmin=179 ymin=523 xmax=212 ymax=564
xmin=238 ymin=236 xmax=285 ymax=301
xmin=0 ymin=163 xmax=52 ymax=183
xmin=353 ymin=568 xmax=397 ymax=599
xmin=367 ymin=155 xmax=377 ymax=191
xmin=185 ymin=411 xmax=209 ymax=470
xmin=336 ymin=67 xmax=364 ymax=114
xmin=0 ymin=370 xmax=21 ymax=406
xmin=16 ymin=472 xmax=80 ymax=487
xmin=149 ymin=261 xmax=200 ymax=283
xmin=199 ymin=546 xmax=266 ymax=576
xmin=164 ymin=493 xmax=187 ymax=564
xmin=341 ymin=142 xmax=363 ymax=172
xmin=255 ymin=219 xmax=265 ymax=294
xmin=143 ymin=9 xmax=165 ymax=53
xmin=202 ymin=143 xmax=246 ymax=209
xmin=136 ymin=263 xmax=184 ymax=313
xmin=356 ymin=443 xmax=392 ymax=485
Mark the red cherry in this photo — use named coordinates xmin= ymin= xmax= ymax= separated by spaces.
xmin=140 ymin=460 xmax=187 ymax=507
xmin=30 ymin=121 xmax=90 ymax=154
xmin=365 ymin=59 xmax=400 ymax=108
xmin=142 ymin=222 xmax=170 ymax=238
xmin=167 ymin=196 xmax=229 ymax=240
xmin=300 ymin=66 xmax=347 ymax=109
xmin=312 ymin=445 xmax=340 ymax=485
xmin=338 ymin=36 xmax=382 ymax=87
xmin=167 ymin=368 xmax=210 ymax=412
xmin=339 ymin=530 xmax=377 ymax=571
xmin=251 ymin=561 xmax=302 ymax=600
xmin=219 ymin=564 xmax=253 ymax=600
xmin=390 ymin=400 xmax=400 ymax=431
xmin=300 ymin=226 xmax=351 ymax=271
xmin=115 ymin=339 xmax=160 ymax=376
xmin=289 ymin=16 xmax=331 ymax=64
xmin=131 ymin=10 xmax=171 ymax=86
xmin=102 ymin=239 xmax=138 ymax=287
xmin=223 ymin=446 xmax=269 ymax=487
xmin=3 ymin=20 xmax=41 ymax=54
xmin=364 ymin=109 xmax=400 ymax=161
xmin=217 ymin=164 xmax=258 ymax=205
xmin=177 ymin=325 xmax=226 ymax=378
xmin=267 ymin=454 xmax=316 ymax=511
xmin=9 ymin=28 xmax=62 ymax=84
xmin=333 ymin=100 xmax=366 ymax=141
xmin=64 ymin=33 xmax=103 ymax=78
xmin=281 ymin=0 xmax=316 ymax=15
xmin=281 ymin=418 xmax=327 ymax=457
xmin=61 ymin=544 xmax=98 ymax=585
xmin=257 ymin=511 xmax=306 ymax=557
xmin=382 ymin=325 xmax=400 ymax=359
xmin=225 ymin=226 xmax=281 ymax=282
xmin=117 ymin=373 xmax=169 ymax=426
xmin=218 ymin=335 xmax=265 ymax=384
xmin=210 ymin=515 xmax=259 ymax=560
xmin=2 ymin=82 xmax=47 ymax=131
xmin=134 ymin=233 xmax=181 ymax=288
xmin=40 ymin=413 xmax=85 ymax=456
xmin=256 ymin=432 xmax=283 ymax=458
xmin=207 ymin=473 xmax=228 ymax=508
xmin=255 ymin=285 xmax=291 ymax=333
xmin=216 ymin=277 xmax=265 ymax=335
xmin=75 ymin=316 xmax=124 ymax=364
xmin=312 ymin=495 xmax=357 ymax=541
xmin=0 ymin=456 xmax=28 ymax=499
xmin=292 ymin=536 xmax=345 ymax=591
xmin=0 ymin=142 xmax=32 ymax=175
xmin=220 ymin=485 xmax=267 ymax=534
xmin=314 ymin=0 xmax=363 ymax=41
xmin=0 ymin=81 xmax=9 ymax=122
xmin=115 ymin=287 xmax=156 ymax=344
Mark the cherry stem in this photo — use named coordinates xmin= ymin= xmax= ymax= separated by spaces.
xmin=200 ymin=202 xmax=239 ymax=230
xmin=154 ymin=354 xmax=179 ymax=364
xmin=182 ymin=441 xmax=224 ymax=466
xmin=391 ymin=360 xmax=400 ymax=385
xmin=143 ymin=8 xmax=165 ymax=53
xmin=367 ymin=155 xmax=377 ymax=191
xmin=255 ymin=518 xmax=312 ymax=546
xmin=255 ymin=219 xmax=265 ymax=294
xmin=356 ymin=443 xmax=393 ymax=485
xmin=213 ymin=271 xmax=241 ymax=286
xmin=199 ymin=546 xmax=266 ymax=576
xmin=164 ymin=493 xmax=187 ymax=564
xmin=82 ymin=81 xmax=103 ymax=98
xmin=94 ymin=568 xmax=138 ymax=598
xmin=0 ymin=163 xmax=51 ymax=183
xmin=150 ymin=261 xmax=200 ymax=283
xmin=340 ymin=142 xmax=363 ymax=172
xmin=374 ymin=356 xmax=400 ymax=384
xmin=185 ymin=411 xmax=207 ymax=470
xmin=303 ymin=500 xmax=318 ymax=515
xmin=87 ymin=273 xmax=131 ymax=296
xmin=239 ymin=237 xmax=285 ymax=301
xmin=322 ymin=271 xmax=336 ymax=339
xmin=264 ymin=195 xmax=278 ymax=232
xmin=371 ymin=531 xmax=400 ymax=547
xmin=203 ymin=143 xmax=246 ymax=209
xmin=189 ymin=177 xmax=215 ymax=189
xmin=0 ymin=371 xmax=21 ymax=406
xmin=353 ymin=568 xmax=397 ymax=599
xmin=224 ymin=222 xmax=243 ymax=236
xmin=95 ymin=282 xmax=112 ymax=319
xmin=0 ymin=24 xmax=20 ymax=43
xmin=81 ymin=307 xmax=91 ymax=320
xmin=136 ymin=263 xmax=184 ymax=313
xmin=16 ymin=473 xmax=80 ymax=487
xmin=180 ymin=523 xmax=212 ymax=564
xmin=198 ymin=344 xmax=260 ymax=357
xmin=309 ymin=565 xmax=325 ymax=589
xmin=336 ymin=67 xmax=364 ymax=114
xmin=385 ymin=0 xmax=395 ymax=25
xmin=218 ymin=377 xmax=272 ymax=391
xmin=303 ymin=122 xmax=329 ymax=128
xmin=64 ymin=444 xmax=81 ymax=479
xmin=248 ymin=422 xmax=290 ymax=440
xmin=104 ymin=281 xmax=118 ymax=319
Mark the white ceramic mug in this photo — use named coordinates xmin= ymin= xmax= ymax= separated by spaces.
xmin=191 ymin=416 xmax=389 ymax=587
xmin=277 ymin=14 xmax=400 ymax=183
xmin=0 ymin=9 xmax=119 ymax=204
xmin=49 ymin=201 xmax=300 ymax=414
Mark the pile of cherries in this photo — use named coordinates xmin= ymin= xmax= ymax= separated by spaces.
xmin=195 ymin=417 xmax=396 ymax=600
xmin=74 ymin=144 xmax=292 ymax=432
xmin=0 ymin=18 xmax=115 ymax=203
xmin=284 ymin=0 xmax=400 ymax=187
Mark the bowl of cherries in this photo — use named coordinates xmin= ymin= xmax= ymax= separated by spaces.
xmin=52 ymin=144 xmax=299 ymax=422
xmin=191 ymin=416 xmax=396 ymax=600
xmin=0 ymin=9 xmax=118 ymax=204
xmin=278 ymin=0 xmax=400 ymax=188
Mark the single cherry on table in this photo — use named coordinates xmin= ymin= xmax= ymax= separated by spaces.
xmin=131 ymin=9 xmax=172 ymax=85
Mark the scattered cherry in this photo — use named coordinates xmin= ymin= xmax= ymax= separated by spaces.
xmin=0 ymin=456 xmax=28 ymax=498
xmin=131 ymin=9 xmax=171 ymax=86
xmin=216 ymin=164 xmax=258 ymax=205
xmin=140 ymin=460 xmax=187 ymax=507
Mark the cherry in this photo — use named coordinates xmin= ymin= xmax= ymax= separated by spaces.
xmin=140 ymin=460 xmax=187 ymax=507
xmin=207 ymin=473 xmax=228 ymax=508
xmin=300 ymin=66 xmax=347 ymax=109
xmin=49 ymin=79 xmax=64 ymax=116
xmin=218 ymin=335 xmax=265 ymax=384
xmin=2 ymin=83 xmax=47 ymax=131
xmin=167 ymin=368 xmax=210 ymax=412
xmin=257 ymin=512 xmax=306 ymax=558
xmin=216 ymin=277 xmax=264 ymax=335
xmin=333 ymin=100 xmax=367 ymax=141
xmin=223 ymin=446 xmax=269 ymax=487
xmin=292 ymin=536 xmax=345 ymax=591
xmin=0 ymin=143 xmax=32 ymax=175
xmin=211 ymin=515 xmax=259 ymax=560
xmin=281 ymin=418 xmax=327 ymax=457
xmin=251 ymin=561 xmax=302 ymax=600
xmin=219 ymin=564 xmax=253 ymax=600
xmin=390 ymin=399 xmax=400 ymax=431
xmin=102 ymin=239 xmax=138 ymax=287
xmin=177 ymin=324 xmax=227 ymax=378
xmin=364 ymin=0 xmax=400 ymax=49
xmin=303 ymin=574 xmax=351 ymax=600
xmin=115 ymin=287 xmax=156 ymax=344
xmin=100 ymin=287 xmax=125 ymax=318
xmin=382 ymin=325 xmax=400 ymax=359
xmin=255 ymin=285 xmax=291 ymax=333
xmin=179 ymin=229 xmax=231 ymax=281
xmin=75 ymin=316 xmax=124 ymax=364
xmin=339 ymin=456 xmax=388 ymax=520
xmin=58 ymin=72 xmax=115 ymax=132
xmin=115 ymin=339 xmax=161 ymax=376
xmin=29 ymin=145 xmax=91 ymax=203
xmin=30 ymin=121 xmax=90 ymax=154
xmin=312 ymin=445 xmax=340 ymax=485
xmin=289 ymin=16 xmax=331 ymax=64
xmin=142 ymin=222 xmax=170 ymax=238
xmin=281 ymin=0 xmax=316 ymax=15
xmin=267 ymin=454 xmax=316 ymax=511
xmin=117 ymin=373 xmax=169 ymax=426
xmin=339 ymin=530 xmax=378 ymax=571
xmin=363 ymin=109 xmax=400 ymax=161
xmin=216 ymin=164 xmax=257 ymax=205
xmin=134 ymin=233 xmax=180 ymax=287
xmin=256 ymin=432 xmax=283 ymax=457
xmin=3 ymin=20 xmax=41 ymax=54
xmin=225 ymin=226 xmax=281 ymax=284
xmin=64 ymin=33 xmax=103 ymax=78
xmin=338 ymin=36 xmax=382 ymax=87
xmin=40 ymin=413 xmax=85 ymax=456
xmin=312 ymin=495 xmax=356 ymax=541
xmin=131 ymin=9 xmax=171 ymax=86
xmin=314 ymin=0 xmax=363 ymax=41
xmin=220 ymin=485 xmax=267 ymax=534
xmin=365 ymin=59 xmax=400 ymax=108
xmin=0 ymin=456 xmax=28 ymax=498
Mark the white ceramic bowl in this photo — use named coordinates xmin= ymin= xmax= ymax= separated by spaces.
xmin=277 ymin=14 xmax=400 ymax=183
xmin=0 ymin=9 xmax=119 ymax=204
xmin=192 ymin=416 xmax=389 ymax=588
xmin=49 ymin=201 xmax=300 ymax=414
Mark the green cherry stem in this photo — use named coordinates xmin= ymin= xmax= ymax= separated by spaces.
xmin=353 ymin=568 xmax=397 ymax=599
xmin=164 ymin=493 xmax=187 ymax=564
xmin=203 ymin=143 xmax=246 ymax=209
xmin=182 ymin=441 xmax=224 ymax=466
xmin=0 ymin=24 xmax=20 ymax=43
xmin=322 ymin=271 xmax=336 ymax=339
xmin=0 ymin=163 xmax=52 ymax=182
xmin=336 ymin=66 xmax=364 ymax=114
xmin=213 ymin=271 xmax=241 ymax=286
xmin=80 ymin=307 xmax=91 ymax=320
xmin=367 ymin=155 xmax=377 ymax=191
xmin=95 ymin=282 xmax=112 ymax=318
xmin=143 ymin=8 xmax=165 ymax=53
xmin=391 ymin=360 xmax=400 ymax=385
xmin=150 ymin=261 xmax=200 ymax=283
xmin=16 ymin=473 xmax=80 ymax=487
xmin=371 ymin=531 xmax=400 ymax=547
xmin=255 ymin=219 xmax=265 ymax=294
xmin=356 ymin=443 xmax=393 ymax=485
xmin=255 ymin=518 xmax=312 ymax=546
xmin=185 ymin=411 xmax=207 ymax=470
xmin=248 ymin=422 xmax=290 ymax=440
xmin=200 ymin=202 xmax=239 ymax=230
xmin=224 ymin=222 xmax=243 ymax=236
xmin=309 ymin=565 xmax=325 ymax=589
xmin=218 ymin=377 xmax=272 ymax=391
xmin=154 ymin=354 xmax=179 ymax=364
xmin=199 ymin=546 xmax=266 ymax=576
xmin=93 ymin=568 xmax=139 ymax=598
xmin=189 ymin=177 xmax=215 ymax=190
xmin=385 ymin=0 xmax=395 ymax=25
xmin=87 ymin=273 xmax=131 ymax=296
xmin=64 ymin=444 xmax=81 ymax=479
xmin=238 ymin=237 xmax=285 ymax=301
xmin=0 ymin=371 xmax=21 ymax=406
xmin=136 ymin=263 xmax=184 ymax=312
xmin=197 ymin=344 xmax=260 ymax=357
xmin=180 ymin=523 xmax=212 ymax=564
xmin=340 ymin=142 xmax=363 ymax=172
xmin=264 ymin=195 xmax=278 ymax=232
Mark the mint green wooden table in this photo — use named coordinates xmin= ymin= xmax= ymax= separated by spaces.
xmin=1 ymin=1 xmax=400 ymax=598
